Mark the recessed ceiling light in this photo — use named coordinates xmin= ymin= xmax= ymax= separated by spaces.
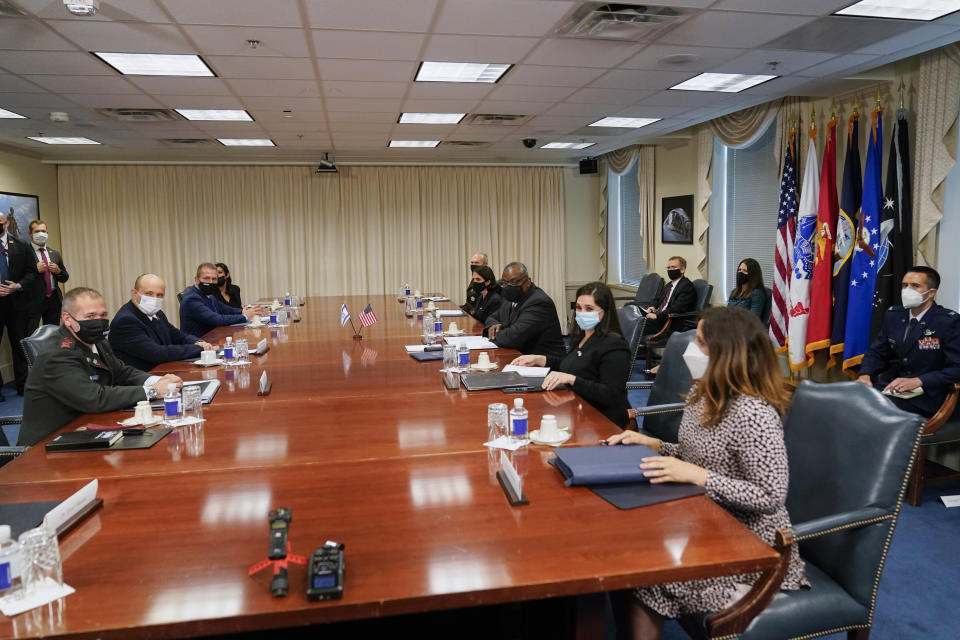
xmin=93 ymin=52 xmax=215 ymax=77
xmin=588 ymin=117 xmax=660 ymax=128
xmin=541 ymin=142 xmax=596 ymax=149
xmin=175 ymin=109 xmax=253 ymax=122
xmin=670 ymin=72 xmax=776 ymax=93
xmin=27 ymin=136 xmax=100 ymax=144
xmin=0 ymin=108 xmax=26 ymax=119
xmin=835 ymin=0 xmax=960 ymax=21
xmin=398 ymin=112 xmax=466 ymax=124
xmin=415 ymin=61 xmax=511 ymax=83
xmin=389 ymin=140 xmax=440 ymax=148
xmin=217 ymin=138 xmax=275 ymax=146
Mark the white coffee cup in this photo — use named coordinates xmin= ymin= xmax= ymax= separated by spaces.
xmin=448 ymin=321 xmax=459 ymax=333
xmin=200 ymin=349 xmax=217 ymax=365
xmin=427 ymin=301 xmax=437 ymax=311
xmin=477 ymin=351 xmax=491 ymax=367
xmin=135 ymin=400 xmax=153 ymax=422
xmin=540 ymin=414 xmax=559 ymax=441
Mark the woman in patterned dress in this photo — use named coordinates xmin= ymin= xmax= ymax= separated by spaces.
xmin=607 ymin=306 xmax=808 ymax=639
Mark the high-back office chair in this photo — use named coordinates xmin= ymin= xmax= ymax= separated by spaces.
xmin=679 ymin=381 xmax=923 ymax=640
xmin=21 ymin=323 xmax=62 ymax=369
xmin=617 ymin=304 xmax=646 ymax=379
xmin=615 ymin=273 xmax=664 ymax=310
xmin=177 ymin=286 xmax=191 ymax=303
xmin=906 ymin=382 xmax=960 ymax=505
xmin=644 ymin=279 xmax=713 ymax=370
xmin=625 ymin=329 xmax=695 ymax=441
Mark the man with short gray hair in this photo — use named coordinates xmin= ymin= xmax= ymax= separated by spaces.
xmin=461 ymin=252 xmax=490 ymax=314
xmin=483 ymin=261 xmax=564 ymax=358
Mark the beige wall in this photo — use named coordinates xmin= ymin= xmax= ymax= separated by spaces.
xmin=562 ymin=166 xmax=600 ymax=327
xmin=0 ymin=146 xmax=60 ymax=383
xmin=653 ymin=137 xmax=701 ymax=279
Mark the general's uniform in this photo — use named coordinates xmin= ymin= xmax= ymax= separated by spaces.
xmin=21 ymin=326 xmax=150 ymax=446
xmin=860 ymin=303 xmax=960 ymax=417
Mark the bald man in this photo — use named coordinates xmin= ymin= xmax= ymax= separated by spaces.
xmin=461 ymin=251 xmax=489 ymax=314
xmin=108 ymin=274 xmax=214 ymax=371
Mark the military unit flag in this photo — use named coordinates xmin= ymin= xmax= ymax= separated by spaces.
xmin=805 ymin=117 xmax=839 ymax=360
xmin=788 ymin=127 xmax=820 ymax=371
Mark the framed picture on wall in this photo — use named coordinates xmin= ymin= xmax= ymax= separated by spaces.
xmin=661 ymin=194 xmax=694 ymax=245
xmin=0 ymin=191 xmax=39 ymax=243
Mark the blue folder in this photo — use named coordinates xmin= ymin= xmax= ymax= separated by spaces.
xmin=553 ymin=444 xmax=659 ymax=486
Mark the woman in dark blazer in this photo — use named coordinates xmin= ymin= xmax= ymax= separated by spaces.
xmin=510 ymin=281 xmax=630 ymax=427
xmin=727 ymin=258 xmax=765 ymax=318
xmin=470 ymin=265 xmax=504 ymax=325
xmin=215 ymin=262 xmax=243 ymax=309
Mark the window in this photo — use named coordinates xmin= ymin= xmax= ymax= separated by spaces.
xmin=710 ymin=122 xmax=779 ymax=299
xmin=607 ymin=159 xmax=646 ymax=286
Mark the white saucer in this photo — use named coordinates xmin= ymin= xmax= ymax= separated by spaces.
xmin=121 ymin=415 xmax=163 ymax=427
xmin=529 ymin=429 xmax=572 ymax=446
xmin=470 ymin=362 xmax=498 ymax=371
xmin=193 ymin=359 xmax=224 ymax=367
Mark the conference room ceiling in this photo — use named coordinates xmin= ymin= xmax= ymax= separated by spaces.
xmin=1 ymin=0 xmax=959 ymax=164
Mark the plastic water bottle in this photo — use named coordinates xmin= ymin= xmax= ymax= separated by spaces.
xmin=0 ymin=525 xmax=21 ymax=598
xmin=433 ymin=315 xmax=443 ymax=335
xmin=164 ymin=386 xmax=182 ymax=422
xmin=510 ymin=398 xmax=528 ymax=442
xmin=423 ymin=311 xmax=436 ymax=344
xmin=404 ymin=283 xmax=411 ymax=296
xmin=457 ymin=344 xmax=470 ymax=371
xmin=284 ymin=292 xmax=291 ymax=306
xmin=223 ymin=336 xmax=235 ymax=364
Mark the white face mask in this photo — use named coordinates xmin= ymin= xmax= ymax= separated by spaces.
xmin=901 ymin=287 xmax=929 ymax=310
xmin=682 ymin=341 xmax=710 ymax=379
xmin=136 ymin=294 xmax=163 ymax=316
xmin=32 ymin=231 xmax=48 ymax=245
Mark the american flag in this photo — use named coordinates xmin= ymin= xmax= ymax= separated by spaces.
xmin=770 ymin=131 xmax=798 ymax=351
xmin=358 ymin=304 xmax=378 ymax=327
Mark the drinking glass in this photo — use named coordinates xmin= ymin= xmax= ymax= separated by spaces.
xmin=17 ymin=527 xmax=62 ymax=597
xmin=442 ymin=344 xmax=458 ymax=372
xmin=487 ymin=402 xmax=508 ymax=441
xmin=181 ymin=384 xmax=203 ymax=422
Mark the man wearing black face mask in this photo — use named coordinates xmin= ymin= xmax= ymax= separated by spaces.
xmin=642 ymin=256 xmax=696 ymax=337
xmin=461 ymin=252 xmax=489 ymax=314
xmin=180 ymin=263 xmax=264 ymax=338
xmin=483 ymin=262 xmax=565 ymax=359
xmin=20 ymin=287 xmax=182 ymax=446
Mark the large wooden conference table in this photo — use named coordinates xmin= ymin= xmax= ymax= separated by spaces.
xmin=0 ymin=295 xmax=779 ymax=639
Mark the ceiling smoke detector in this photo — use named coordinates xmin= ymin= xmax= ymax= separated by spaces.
xmin=63 ymin=0 xmax=99 ymax=16
xmin=556 ymin=3 xmax=682 ymax=41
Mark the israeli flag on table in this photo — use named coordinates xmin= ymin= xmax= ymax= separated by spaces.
xmin=340 ymin=303 xmax=350 ymax=327
xmin=843 ymin=109 xmax=883 ymax=373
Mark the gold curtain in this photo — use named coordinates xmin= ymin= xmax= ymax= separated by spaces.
xmin=636 ymin=146 xmax=656 ymax=272
xmin=709 ymin=102 xmax=779 ymax=148
xmin=58 ymin=164 xmax=566 ymax=325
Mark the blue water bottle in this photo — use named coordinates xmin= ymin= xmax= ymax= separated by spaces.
xmin=510 ymin=398 xmax=528 ymax=441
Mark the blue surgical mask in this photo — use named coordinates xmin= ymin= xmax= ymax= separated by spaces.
xmin=575 ymin=311 xmax=601 ymax=331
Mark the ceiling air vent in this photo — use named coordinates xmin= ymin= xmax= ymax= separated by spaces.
xmin=97 ymin=108 xmax=181 ymax=122
xmin=464 ymin=113 xmax=531 ymax=126
xmin=443 ymin=141 xmax=489 ymax=147
xmin=556 ymin=3 xmax=683 ymax=41
xmin=159 ymin=138 xmax=217 ymax=146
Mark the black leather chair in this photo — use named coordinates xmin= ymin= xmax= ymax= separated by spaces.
xmin=625 ymin=329 xmax=695 ymax=441
xmin=615 ymin=272 xmax=664 ymax=310
xmin=906 ymin=382 xmax=960 ymax=505
xmin=177 ymin=286 xmax=191 ymax=303
xmin=644 ymin=279 xmax=713 ymax=370
xmin=20 ymin=323 xmax=62 ymax=369
xmin=617 ymin=304 xmax=646 ymax=379
xmin=679 ymin=381 xmax=924 ymax=640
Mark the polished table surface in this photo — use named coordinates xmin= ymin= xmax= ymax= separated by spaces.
xmin=0 ymin=295 xmax=778 ymax=639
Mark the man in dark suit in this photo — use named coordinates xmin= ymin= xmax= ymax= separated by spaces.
xmin=110 ymin=274 xmax=216 ymax=371
xmin=641 ymin=255 xmax=697 ymax=337
xmin=180 ymin=262 xmax=264 ymax=338
xmin=0 ymin=211 xmax=37 ymax=397
xmin=483 ymin=261 xmax=565 ymax=359
xmin=859 ymin=266 xmax=960 ymax=418
xmin=23 ymin=219 xmax=69 ymax=332
xmin=21 ymin=287 xmax=181 ymax=446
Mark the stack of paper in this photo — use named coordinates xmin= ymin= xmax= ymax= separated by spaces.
xmin=502 ymin=365 xmax=550 ymax=377
xmin=445 ymin=336 xmax=496 ymax=350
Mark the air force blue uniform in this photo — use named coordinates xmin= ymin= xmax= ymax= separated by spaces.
xmin=860 ymin=303 xmax=960 ymax=417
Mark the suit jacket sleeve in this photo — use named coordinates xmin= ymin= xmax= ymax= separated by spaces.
xmin=570 ymin=340 xmax=631 ymax=413
xmin=52 ymin=249 xmax=68 ymax=284
xmin=42 ymin=345 xmax=149 ymax=415
xmin=109 ymin=313 xmax=201 ymax=368
xmin=491 ymin=294 xmax=552 ymax=350
xmin=657 ymin=279 xmax=697 ymax=320
xmin=182 ymin=293 xmax=246 ymax=329
xmin=483 ymin=301 xmax=506 ymax=333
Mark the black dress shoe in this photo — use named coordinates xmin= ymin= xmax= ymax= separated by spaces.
xmin=15 ymin=388 xmax=23 ymax=396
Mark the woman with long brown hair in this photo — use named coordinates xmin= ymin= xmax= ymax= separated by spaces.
xmin=727 ymin=257 xmax=765 ymax=318
xmin=607 ymin=306 xmax=806 ymax=639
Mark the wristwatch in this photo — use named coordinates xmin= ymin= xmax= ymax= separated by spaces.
xmin=147 ymin=387 xmax=158 ymax=400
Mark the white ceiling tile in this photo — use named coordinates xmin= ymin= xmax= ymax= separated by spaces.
xmin=613 ymin=104 xmax=691 ymax=118
xmin=206 ymin=57 xmax=316 ymax=80
xmin=154 ymin=95 xmax=244 ymax=109
xmin=305 ymin=0 xmax=438 ymax=32
xmin=326 ymin=112 xmax=398 ymax=124
xmin=858 ymin=24 xmax=960 ymax=56
xmin=565 ymin=87 xmax=651 ymax=104
xmin=621 ymin=44 xmax=746 ymax=71
xmin=636 ymin=89 xmax=741 ymax=108
xmin=16 ymin=0 xmax=172 ymax=22
xmin=543 ymin=102 xmax=609 ymax=117
xmin=475 ymin=100 xmax=554 ymax=115
xmin=257 ymin=120 xmax=326 ymax=132
xmin=65 ymin=93 xmax=164 ymax=108
xmin=590 ymin=69 xmax=695 ymax=91
xmin=183 ymin=26 xmax=311 ymax=57
xmin=242 ymin=96 xmax=324 ymax=110
xmin=25 ymin=74 xmax=142 ymax=94
xmin=711 ymin=0 xmax=851 ymax=14
xmin=253 ymin=111 xmax=328 ymax=125
xmin=422 ymin=34 xmax=538 ymax=63
xmin=450 ymin=126 xmax=514 ymax=140
xmin=0 ymin=75 xmax=48 ymax=93
xmin=160 ymin=0 xmax=304 ymax=27
xmin=528 ymin=115 xmax=592 ymax=129
xmin=0 ymin=92 xmax=77 ymax=108
xmin=0 ymin=18 xmax=75 ymax=51
xmin=129 ymin=77 xmax=233 ymax=96
xmin=405 ymin=83 xmax=493 ymax=101
xmin=738 ymin=75 xmax=813 ymax=96
xmin=794 ymin=54 xmax=879 ymax=78
xmin=311 ymin=30 xmax=425 ymax=61
xmin=713 ymin=49 xmax=836 ymax=75
xmin=524 ymin=39 xmax=645 ymax=68
xmin=46 ymin=20 xmax=195 ymax=54
xmin=434 ymin=1 xmax=574 ymax=37
xmin=501 ymin=65 xmax=605 ymax=87
xmin=323 ymin=81 xmax=408 ymax=99
xmin=226 ymin=78 xmax=321 ymax=97
xmin=0 ymin=51 xmax=116 ymax=75
xmin=324 ymin=97 xmax=403 ymax=112
xmin=394 ymin=123 xmax=458 ymax=136
xmin=486 ymin=84 xmax=575 ymax=102
xmin=316 ymin=59 xmax=416 ymax=82
xmin=333 ymin=122 xmax=396 ymax=133
xmin=402 ymin=98 xmax=481 ymax=112
xmin=659 ymin=12 xmax=816 ymax=49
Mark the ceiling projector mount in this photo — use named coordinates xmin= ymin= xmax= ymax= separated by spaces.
xmin=315 ymin=152 xmax=337 ymax=174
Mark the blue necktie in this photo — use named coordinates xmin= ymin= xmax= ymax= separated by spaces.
xmin=0 ymin=242 xmax=9 ymax=283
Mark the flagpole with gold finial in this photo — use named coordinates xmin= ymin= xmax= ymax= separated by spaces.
xmin=898 ymin=78 xmax=906 ymax=110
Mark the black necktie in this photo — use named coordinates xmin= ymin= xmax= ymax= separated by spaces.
xmin=0 ymin=242 xmax=8 ymax=283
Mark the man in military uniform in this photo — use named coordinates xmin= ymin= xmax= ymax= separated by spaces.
xmin=859 ymin=266 xmax=960 ymax=417
xmin=460 ymin=252 xmax=488 ymax=314
xmin=20 ymin=287 xmax=181 ymax=446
